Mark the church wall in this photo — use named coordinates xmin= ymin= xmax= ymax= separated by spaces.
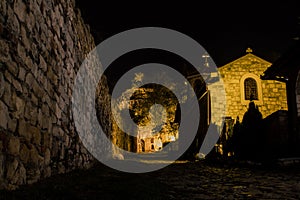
xmin=260 ymin=80 xmax=288 ymax=118
xmin=217 ymin=54 xmax=287 ymax=122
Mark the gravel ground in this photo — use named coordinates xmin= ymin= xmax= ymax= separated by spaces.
xmin=1 ymin=159 xmax=300 ymax=200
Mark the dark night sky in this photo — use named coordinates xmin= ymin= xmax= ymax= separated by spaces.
xmin=76 ymin=1 xmax=300 ymax=67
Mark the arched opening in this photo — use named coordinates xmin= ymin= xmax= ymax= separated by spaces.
xmin=240 ymin=73 xmax=263 ymax=105
xmin=244 ymin=78 xmax=258 ymax=100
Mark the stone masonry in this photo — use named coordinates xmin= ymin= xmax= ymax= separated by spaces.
xmin=217 ymin=52 xmax=288 ymax=122
xmin=0 ymin=0 xmax=111 ymax=190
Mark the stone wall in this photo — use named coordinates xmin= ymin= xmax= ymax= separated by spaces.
xmin=218 ymin=53 xmax=288 ymax=122
xmin=0 ymin=0 xmax=111 ymax=190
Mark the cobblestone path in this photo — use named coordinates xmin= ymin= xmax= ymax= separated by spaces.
xmin=1 ymin=160 xmax=300 ymax=200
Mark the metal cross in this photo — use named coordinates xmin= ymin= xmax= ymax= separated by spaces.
xmin=246 ymin=47 xmax=253 ymax=54
xmin=202 ymin=53 xmax=210 ymax=67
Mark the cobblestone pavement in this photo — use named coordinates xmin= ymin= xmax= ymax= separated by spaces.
xmin=1 ymin=160 xmax=300 ymax=200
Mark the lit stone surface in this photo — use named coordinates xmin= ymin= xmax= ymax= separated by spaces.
xmin=0 ymin=0 xmax=111 ymax=190
xmin=214 ymin=53 xmax=288 ymax=122
xmin=0 ymin=100 xmax=8 ymax=129
xmin=7 ymin=136 xmax=20 ymax=156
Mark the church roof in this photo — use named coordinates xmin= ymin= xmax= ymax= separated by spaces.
xmin=219 ymin=49 xmax=272 ymax=69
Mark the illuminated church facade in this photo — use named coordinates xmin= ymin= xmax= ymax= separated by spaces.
xmin=209 ymin=48 xmax=288 ymax=123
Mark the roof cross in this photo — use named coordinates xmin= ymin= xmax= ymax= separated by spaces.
xmin=202 ymin=53 xmax=210 ymax=67
xmin=246 ymin=47 xmax=253 ymax=54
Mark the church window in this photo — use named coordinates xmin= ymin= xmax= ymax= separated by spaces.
xmin=244 ymin=78 xmax=258 ymax=100
xmin=240 ymin=73 xmax=262 ymax=105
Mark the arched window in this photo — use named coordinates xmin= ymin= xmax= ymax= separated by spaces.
xmin=244 ymin=78 xmax=258 ymax=100
xmin=240 ymin=74 xmax=262 ymax=105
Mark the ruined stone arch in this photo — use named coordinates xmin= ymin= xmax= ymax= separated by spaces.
xmin=240 ymin=73 xmax=263 ymax=105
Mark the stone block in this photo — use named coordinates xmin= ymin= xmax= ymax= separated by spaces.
xmin=18 ymin=119 xmax=32 ymax=142
xmin=41 ymin=103 xmax=50 ymax=116
xmin=52 ymin=126 xmax=63 ymax=137
xmin=0 ymin=100 xmax=8 ymax=129
xmin=0 ymin=1 xmax=7 ymax=16
xmin=17 ymin=42 xmax=27 ymax=63
xmin=37 ymin=71 xmax=47 ymax=88
xmin=55 ymin=103 xmax=62 ymax=120
xmin=25 ymin=72 xmax=34 ymax=86
xmin=20 ymin=144 xmax=30 ymax=163
xmin=269 ymin=83 xmax=275 ymax=88
xmin=26 ymin=167 xmax=40 ymax=185
xmin=32 ymin=78 xmax=45 ymax=98
xmin=58 ymin=162 xmax=65 ymax=174
xmin=12 ymin=79 xmax=22 ymax=93
xmin=31 ymin=93 xmax=38 ymax=106
xmin=43 ymin=132 xmax=52 ymax=149
xmin=3 ymin=83 xmax=18 ymax=111
xmin=23 ymin=53 xmax=33 ymax=70
xmin=18 ymin=67 xmax=26 ymax=81
xmin=41 ymin=115 xmax=50 ymax=130
xmin=42 ymin=166 xmax=51 ymax=178
xmin=29 ymin=146 xmax=41 ymax=167
xmin=6 ymin=61 xmax=18 ymax=77
xmin=4 ymin=70 xmax=13 ymax=84
xmin=20 ymin=25 xmax=31 ymax=50
xmin=51 ymin=141 xmax=59 ymax=158
xmin=13 ymin=0 xmax=26 ymax=22
xmin=0 ymin=72 xmax=4 ymax=98
xmin=7 ymin=136 xmax=20 ymax=156
xmin=17 ymin=163 xmax=26 ymax=185
xmin=24 ymin=102 xmax=38 ymax=125
xmin=25 ymin=11 xmax=35 ymax=32
xmin=44 ymin=148 xmax=51 ymax=166
xmin=7 ymin=6 xmax=20 ymax=35
xmin=29 ymin=125 xmax=41 ymax=145
xmin=6 ymin=160 xmax=26 ymax=186
xmin=31 ymin=63 xmax=39 ymax=78
xmin=14 ymin=96 xmax=25 ymax=118
xmin=47 ymin=68 xmax=58 ymax=86
xmin=39 ymin=55 xmax=47 ymax=72
xmin=6 ymin=158 xmax=19 ymax=182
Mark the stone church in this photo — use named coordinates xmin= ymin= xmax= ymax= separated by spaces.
xmin=189 ymin=48 xmax=290 ymax=158
xmin=189 ymin=48 xmax=288 ymax=129
xmin=212 ymin=48 xmax=288 ymax=123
